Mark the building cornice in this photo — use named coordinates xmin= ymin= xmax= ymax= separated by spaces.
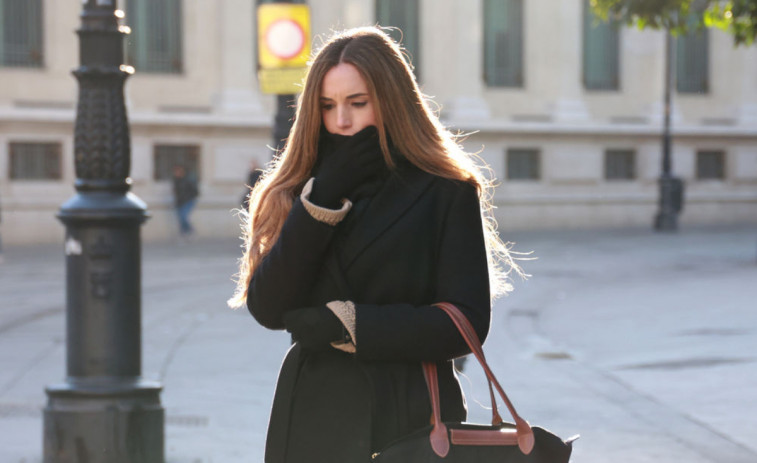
xmin=1 ymin=108 xmax=755 ymax=138
xmin=444 ymin=118 xmax=757 ymax=138
xmin=0 ymin=107 xmax=271 ymax=129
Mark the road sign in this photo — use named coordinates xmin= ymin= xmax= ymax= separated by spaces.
xmin=257 ymin=3 xmax=311 ymax=94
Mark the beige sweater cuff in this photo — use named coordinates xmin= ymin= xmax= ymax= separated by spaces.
xmin=300 ymin=177 xmax=352 ymax=226
xmin=327 ymin=300 xmax=357 ymax=353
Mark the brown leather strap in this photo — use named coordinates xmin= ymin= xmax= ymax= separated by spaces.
xmin=422 ymin=362 xmax=450 ymax=457
xmin=434 ymin=302 xmax=535 ymax=454
xmin=446 ymin=306 xmax=503 ymax=425
xmin=422 ymin=302 xmax=535 ymax=456
xmin=450 ymin=428 xmax=518 ymax=446
xmin=455 ymin=312 xmax=503 ymax=424
xmin=486 ymin=377 xmax=504 ymax=425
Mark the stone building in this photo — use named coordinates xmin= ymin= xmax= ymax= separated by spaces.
xmin=1 ymin=0 xmax=756 ymax=245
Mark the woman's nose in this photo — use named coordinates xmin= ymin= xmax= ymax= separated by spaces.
xmin=336 ymin=106 xmax=351 ymax=128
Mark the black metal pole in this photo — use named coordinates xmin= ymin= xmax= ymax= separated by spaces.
xmin=654 ymin=29 xmax=681 ymax=231
xmin=43 ymin=2 xmax=164 ymax=462
xmin=273 ymin=93 xmax=296 ymax=152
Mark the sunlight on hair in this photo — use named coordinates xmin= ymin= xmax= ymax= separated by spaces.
xmin=229 ymin=26 xmax=527 ymax=308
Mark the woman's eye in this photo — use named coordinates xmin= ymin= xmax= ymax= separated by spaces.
xmin=352 ymin=101 xmax=367 ymax=108
xmin=321 ymin=104 xmax=334 ymax=111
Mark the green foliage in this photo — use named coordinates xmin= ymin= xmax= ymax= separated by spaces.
xmin=590 ymin=0 xmax=757 ymax=45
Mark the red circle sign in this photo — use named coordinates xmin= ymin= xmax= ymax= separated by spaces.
xmin=265 ymin=19 xmax=305 ymax=60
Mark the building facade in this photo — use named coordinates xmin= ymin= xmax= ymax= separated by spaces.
xmin=1 ymin=0 xmax=756 ymax=245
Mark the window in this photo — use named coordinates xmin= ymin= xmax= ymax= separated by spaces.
xmin=0 ymin=0 xmax=43 ymax=67
xmin=376 ymin=0 xmax=420 ymax=79
xmin=604 ymin=149 xmax=635 ymax=180
xmin=125 ymin=0 xmax=183 ymax=74
xmin=506 ymin=148 xmax=540 ymax=180
xmin=154 ymin=144 xmax=200 ymax=180
xmin=9 ymin=142 xmax=62 ymax=180
xmin=483 ymin=0 xmax=523 ymax=87
xmin=676 ymin=18 xmax=708 ymax=93
xmin=696 ymin=150 xmax=725 ymax=180
xmin=582 ymin=0 xmax=619 ymax=90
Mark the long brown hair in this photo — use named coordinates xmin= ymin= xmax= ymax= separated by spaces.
xmin=228 ymin=26 xmax=520 ymax=308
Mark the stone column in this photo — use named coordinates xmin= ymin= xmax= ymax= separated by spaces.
xmin=549 ymin=0 xmax=589 ymax=124
xmin=430 ymin=0 xmax=491 ymax=124
xmin=215 ymin=0 xmax=263 ymax=115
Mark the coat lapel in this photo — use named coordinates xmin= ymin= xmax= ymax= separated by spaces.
xmin=339 ymin=165 xmax=436 ymax=269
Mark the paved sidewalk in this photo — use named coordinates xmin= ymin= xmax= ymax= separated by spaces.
xmin=1 ymin=225 xmax=756 ymax=462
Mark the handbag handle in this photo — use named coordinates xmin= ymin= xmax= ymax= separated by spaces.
xmin=423 ymin=302 xmax=535 ymax=456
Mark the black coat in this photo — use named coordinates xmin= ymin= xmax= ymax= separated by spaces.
xmin=247 ymin=163 xmax=491 ymax=462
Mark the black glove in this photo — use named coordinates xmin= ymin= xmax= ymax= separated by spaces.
xmin=309 ymin=126 xmax=385 ymax=208
xmin=282 ymin=306 xmax=346 ymax=350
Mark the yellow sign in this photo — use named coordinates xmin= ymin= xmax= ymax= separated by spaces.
xmin=258 ymin=68 xmax=308 ymax=94
xmin=257 ymin=3 xmax=311 ymax=94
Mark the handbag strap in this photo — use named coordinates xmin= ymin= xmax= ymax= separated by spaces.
xmin=423 ymin=302 xmax=535 ymax=455
xmin=449 ymin=315 xmax=503 ymax=426
xmin=422 ymin=362 xmax=450 ymax=457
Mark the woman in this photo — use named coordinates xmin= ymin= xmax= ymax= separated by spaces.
xmin=229 ymin=26 xmax=520 ymax=462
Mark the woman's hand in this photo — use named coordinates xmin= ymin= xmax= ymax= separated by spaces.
xmin=283 ymin=306 xmax=345 ymax=350
xmin=309 ymin=126 xmax=384 ymax=208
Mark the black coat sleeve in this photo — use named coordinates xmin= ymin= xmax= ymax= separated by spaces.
xmin=355 ymin=182 xmax=492 ymax=362
xmin=246 ymin=198 xmax=336 ymax=329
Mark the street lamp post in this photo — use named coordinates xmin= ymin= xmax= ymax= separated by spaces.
xmin=654 ymin=29 xmax=684 ymax=231
xmin=42 ymin=2 xmax=164 ymax=462
xmin=273 ymin=93 xmax=296 ymax=152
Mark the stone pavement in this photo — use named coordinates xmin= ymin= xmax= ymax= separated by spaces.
xmin=1 ymin=225 xmax=756 ymax=462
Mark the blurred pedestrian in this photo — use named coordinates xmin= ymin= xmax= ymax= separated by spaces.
xmin=172 ymin=164 xmax=199 ymax=238
xmin=228 ymin=26 xmax=521 ymax=462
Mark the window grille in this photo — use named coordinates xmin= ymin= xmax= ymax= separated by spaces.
xmin=9 ymin=142 xmax=61 ymax=180
xmin=506 ymin=148 xmax=540 ymax=180
xmin=154 ymin=144 xmax=200 ymax=181
xmin=125 ymin=0 xmax=183 ymax=74
xmin=484 ymin=0 xmax=523 ymax=87
xmin=0 ymin=0 xmax=43 ymax=67
xmin=604 ymin=149 xmax=635 ymax=180
xmin=582 ymin=0 xmax=619 ymax=90
xmin=696 ymin=150 xmax=725 ymax=180
xmin=376 ymin=0 xmax=420 ymax=80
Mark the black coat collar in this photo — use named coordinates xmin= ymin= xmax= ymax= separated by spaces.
xmin=338 ymin=164 xmax=436 ymax=269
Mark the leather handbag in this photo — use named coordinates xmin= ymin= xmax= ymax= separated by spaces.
xmin=371 ymin=302 xmax=577 ymax=462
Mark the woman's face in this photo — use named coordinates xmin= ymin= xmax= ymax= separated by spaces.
xmin=320 ymin=63 xmax=377 ymax=136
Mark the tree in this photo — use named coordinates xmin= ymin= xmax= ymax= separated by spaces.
xmin=590 ymin=0 xmax=757 ymax=45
